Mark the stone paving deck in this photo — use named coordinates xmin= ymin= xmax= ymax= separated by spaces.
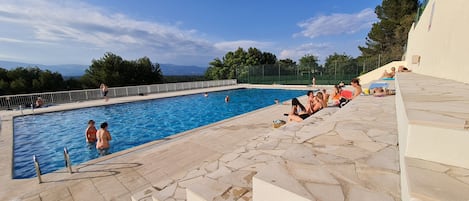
xmin=181 ymin=93 xmax=400 ymax=201
xmin=0 ymin=85 xmax=310 ymax=201
xmin=0 ymin=84 xmax=400 ymax=201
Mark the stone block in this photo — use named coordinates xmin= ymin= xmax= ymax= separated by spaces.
xmin=252 ymin=162 xmax=315 ymax=201
xmin=186 ymin=178 xmax=231 ymax=201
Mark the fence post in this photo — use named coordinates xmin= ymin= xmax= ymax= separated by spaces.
xmin=69 ymin=92 xmax=72 ymax=102
xmin=6 ymin=96 xmax=11 ymax=110
xmin=33 ymin=155 xmax=42 ymax=183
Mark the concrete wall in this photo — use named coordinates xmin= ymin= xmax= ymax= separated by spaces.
xmin=394 ymin=77 xmax=411 ymax=201
xmin=405 ymin=0 xmax=469 ymax=84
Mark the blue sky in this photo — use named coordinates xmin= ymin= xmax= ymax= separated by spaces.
xmin=0 ymin=0 xmax=381 ymax=66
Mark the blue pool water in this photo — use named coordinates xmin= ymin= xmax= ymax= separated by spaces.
xmin=13 ymin=88 xmax=307 ymax=179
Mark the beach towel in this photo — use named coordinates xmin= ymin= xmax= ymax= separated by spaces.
xmin=340 ymin=90 xmax=353 ymax=99
xmin=369 ymin=82 xmax=389 ymax=89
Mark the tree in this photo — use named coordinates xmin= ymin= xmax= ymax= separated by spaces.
xmin=298 ymin=54 xmax=319 ymax=75
xmin=0 ymin=67 xmax=65 ymax=94
xmin=81 ymin=52 xmax=164 ymax=87
xmin=324 ymin=53 xmax=359 ymax=77
xmin=277 ymin=58 xmax=297 ymax=75
xmin=359 ymin=0 xmax=419 ymax=63
xmin=205 ymin=47 xmax=278 ymax=80
xmin=205 ymin=58 xmax=225 ymax=80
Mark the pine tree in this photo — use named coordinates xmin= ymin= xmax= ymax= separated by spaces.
xmin=359 ymin=0 xmax=419 ymax=63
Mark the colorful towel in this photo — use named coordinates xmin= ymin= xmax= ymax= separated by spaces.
xmin=369 ymin=82 xmax=389 ymax=89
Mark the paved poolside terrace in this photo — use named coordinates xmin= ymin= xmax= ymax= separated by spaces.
xmin=1 ymin=75 xmax=468 ymax=201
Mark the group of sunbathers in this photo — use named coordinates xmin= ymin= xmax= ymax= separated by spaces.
xmin=284 ymin=65 xmax=411 ymax=123
xmin=381 ymin=66 xmax=411 ymax=79
xmin=287 ymin=78 xmax=363 ymax=122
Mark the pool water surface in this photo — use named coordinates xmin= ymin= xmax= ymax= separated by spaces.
xmin=13 ymin=88 xmax=307 ymax=178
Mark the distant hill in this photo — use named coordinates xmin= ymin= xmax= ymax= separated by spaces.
xmin=0 ymin=60 xmax=88 ymax=76
xmin=0 ymin=60 xmax=207 ymax=76
xmin=159 ymin=64 xmax=207 ymax=76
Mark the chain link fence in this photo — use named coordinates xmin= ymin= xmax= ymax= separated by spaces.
xmin=236 ymin=55 xmax=392 ymax=85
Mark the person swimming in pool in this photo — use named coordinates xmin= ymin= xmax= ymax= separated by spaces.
xmin=96 ymin=122 xmax=112 ymax=156
xmin=85 ymin=120 xmax=97 ymax=148
xmin=288 ymin=98 xmax=310 ymax=122
xmin=225 ymin=95 xmax=230 ymax=103
xmin=34 ymin=97 xmax=44 ymax=108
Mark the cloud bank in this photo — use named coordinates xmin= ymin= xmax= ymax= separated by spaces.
xmin=296 ymin=8 xmax=376 ymax=38
xmin=0 ymin=0 xmax=374 ymax=66
xmin=214 ymin=40 xmax=273 ymax=52
xmin=0 ymin=0 xmax=275 ymax=65
xmin=279 ymin=43 xmax=333 ymax=62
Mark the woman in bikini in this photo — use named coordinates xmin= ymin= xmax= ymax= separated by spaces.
xmin=288 ymin=98 xmax=310 ymax=122
xmin=85 ymin=120 xmax=97 ymax=148
xmin=331 ymin=85 xmax=342 ymax=106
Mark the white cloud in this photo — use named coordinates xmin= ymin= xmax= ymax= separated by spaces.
xmin=0 ymin=37 xmax=25 ymax=43
xmin=279 ymin=43 xmax=332 ymax=62
xmin=295 ymin=8 xmax=376 ymax=38
xmin=214 ymin=40 xmax=273 ymax=52
xmin=0 ymin=0 xmax=218 ymax=65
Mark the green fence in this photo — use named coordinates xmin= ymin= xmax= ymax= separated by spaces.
xmin=235 ymin=55 xmax=392 ymax=85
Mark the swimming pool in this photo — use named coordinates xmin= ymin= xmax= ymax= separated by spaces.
xmin=13 ymin=88 xmax=307 ymax=179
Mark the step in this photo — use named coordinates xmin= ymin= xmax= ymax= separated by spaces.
xmin=252 ymin=162 xmax=315 ymax=201
xmin=396 ymin=73 xmax=469 ymax=168
xmin=406 ymin=157 xmax=469 ymax=201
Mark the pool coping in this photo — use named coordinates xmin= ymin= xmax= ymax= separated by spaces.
xmin=0 ymin=84 xmax=316 ymax=182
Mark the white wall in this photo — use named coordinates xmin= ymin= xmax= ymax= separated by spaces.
xmin=405 ymin=0 xmax=469 ymax=84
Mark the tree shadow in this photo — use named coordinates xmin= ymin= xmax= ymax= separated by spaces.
xmin=41 ymin=162 xmax=142 ymax=183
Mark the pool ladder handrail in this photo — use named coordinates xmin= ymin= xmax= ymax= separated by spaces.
xmin=32 ymin=147 xmax=73 ymax=184
xmin=63 ymin=147 xmax=73 ymax=174
xmin=33 ymin=155 xmax=42 ymax=184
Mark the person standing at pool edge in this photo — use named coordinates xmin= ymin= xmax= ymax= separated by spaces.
xmin=96 ymin=122 xmax=112 ymax=156
xmin=100 ymin=83 xmax=109 ymax=102
xmin=85 ymin=120 xmax=97 ymax=148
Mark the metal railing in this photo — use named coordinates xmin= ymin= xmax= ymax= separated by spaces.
xmin=0 ymin=79 xmax=237 ymax=110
